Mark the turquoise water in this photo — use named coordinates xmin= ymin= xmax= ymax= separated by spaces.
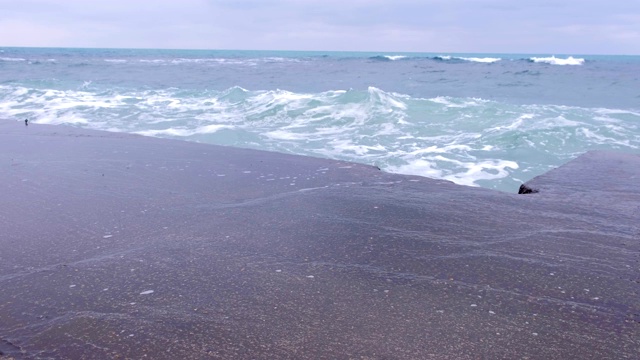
xmin=1 ymin=47 xmax=639 ymax=192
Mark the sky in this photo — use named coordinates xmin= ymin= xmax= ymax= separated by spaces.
xmin=0 ymin=0 xmax=639 ymax=54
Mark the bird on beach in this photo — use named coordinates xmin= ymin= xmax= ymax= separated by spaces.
xmin=24 ymin=119 xmax=28 ymax=126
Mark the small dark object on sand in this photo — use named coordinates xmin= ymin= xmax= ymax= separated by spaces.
xmin=518 ymin=184 xmax=538 ymax=194
xmin=24 ymin=119 xmax=28 ymax=126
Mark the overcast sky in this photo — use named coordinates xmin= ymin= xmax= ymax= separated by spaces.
xmin=1 ymin=0 xmax=639 ymax=54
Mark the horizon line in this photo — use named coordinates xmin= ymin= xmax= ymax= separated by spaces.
xmin=1 ymin=45 xmax=638 ymax=57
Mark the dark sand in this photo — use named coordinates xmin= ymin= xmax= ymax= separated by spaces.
xmin=1 ymin=120 xmax=639 ymax=359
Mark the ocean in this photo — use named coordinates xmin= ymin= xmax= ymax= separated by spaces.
xmin=1 ymin=47 xmax=639 ymax=192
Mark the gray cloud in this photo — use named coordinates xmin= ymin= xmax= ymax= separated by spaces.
xmin=0 ymin=0 xmax=638 ymax=54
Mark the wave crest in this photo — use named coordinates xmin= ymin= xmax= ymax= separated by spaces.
xmin=529 ymin=56 xmax=585 ymax=66
xmin=434 ymin=55 xmax=501 ymax=63
xmin=0 ymin=57 xmax=26 ymax=62
xmin=369 ymin=55 xmax=408 ymax=62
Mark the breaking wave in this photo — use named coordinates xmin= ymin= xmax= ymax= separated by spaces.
xmin=1 ymin=83 xmax=638 ymax=192
xmin=435 ymin=56 xmax=501 ymax=63
xmin=528 ymin=56 xmax=585 ymax=66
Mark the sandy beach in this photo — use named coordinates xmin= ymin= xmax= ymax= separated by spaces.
xmin=1 ymin=119 xmax=639 ymax=359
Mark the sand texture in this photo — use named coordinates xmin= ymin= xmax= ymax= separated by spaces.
xmin=1 ymin=120 xmax=639 ymax=359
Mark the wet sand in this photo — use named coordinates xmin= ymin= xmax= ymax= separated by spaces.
xmin=1 ymin=120 xmax=639 ymax=359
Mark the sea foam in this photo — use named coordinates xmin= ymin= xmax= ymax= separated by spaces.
xmin=435 ymin=56 xmax=501 ymax=63
xmin=529 ymin=56 xmax=585 ymax=65
xmin=458 ymin=57 xmax=501 ymax=63
xmin=2 ymin=83 xmax=639 ymax=191
xmin=0 ymin=57 xmax=26 ymax=62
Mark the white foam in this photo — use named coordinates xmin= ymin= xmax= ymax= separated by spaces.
xmin=531 ymin=115 xmax=583 ymax=130
xmin=0 ymin=57 xmax=26 ymax=62
xmin=408 ymin=144 xmax=472 ymax=155
xmin=2 ymin=82 xmax=638 ymax=193
xmin=489 ymin=114 xmax=534 ymax=132
xmin=529 ymin=56 xmax=585 ymax=66
xmin=139 ymin=59 xmax=166 ymax=64
xmin=459 ymin=57 xmax=501 ymax=63
xmin=428 ymin=96 xmax=483 ymax=108
xmin=264 ymin=130 xmax=310 ymax=141
xmin=252 ymin=89 xmax=315 ymax=106
xmin=384 ymin=55 xmax=407 ymax=61
xmin=329 ymin=139 xmax=386 ymax=156
xmin=135 ymin=124 xmax=231 ymax=137
xmin=142 ymin=57 xmax=301 ymax=66
xmin=578 ymin=128 xmax=617 ymax=144
xmin=263 ymin=57 xmax=301 ymax=63
xmin=368 ymin=87 xmax=408 ymax=110
xmin=442 ymin=159 xmax=519 ymax=187
xmin=594 ymin=108 xmax=640 ymax=117
xmin=435 ymin=56 xmax=500 ymax=63
xmin=390 ymin=156 xmax=518 ymax=188
xmin=389 ymin=159 xmax=444 ymax=179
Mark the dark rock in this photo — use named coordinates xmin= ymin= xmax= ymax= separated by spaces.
xmin=518 ymin=184 xmax=539 ymax=194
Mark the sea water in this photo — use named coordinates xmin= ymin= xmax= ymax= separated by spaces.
xmin=1 ymin=47 xmax=639 ymax=192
